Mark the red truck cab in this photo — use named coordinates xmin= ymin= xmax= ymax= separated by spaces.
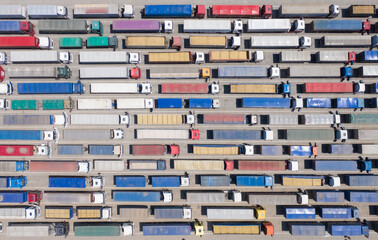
xmin=130 ymin=67 xmax=140 ymax=79
xmin=261 ymin=5 xmax=272 ymax=18
xmin=169 ymin=145 xmax=180 ymax=155
xmin=196 ymin=5 xmax=206 ymax=18
xmin=225 ymin=160 xmax=234 ymax=170
xmin=28 ymin=191 xmax=42 ymax=205
xmin=363 ymin=20 xmax=370 ymax=32
xmin=0 ymin=66 xmax=4 ymax=82
xmin=190 ymin=129 xmax=200 ymax=140
xmin=20 ymin=21 xmax=35 ymax=36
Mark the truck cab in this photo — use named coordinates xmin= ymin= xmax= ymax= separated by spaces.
xmin=92 ymin=192 xmax=105 ymax=203
xmin=185 ymin=115 xmax=195 ymax=124
xmin=329 ymin=5 xmax=340 ymax=17
xmin=299 ymin=36 xmax=311 ymax=48
xmin=122 ymin=5 xmax=135 ymax=18
xmin=54 ymin=223 xmax=69 ymax=236
xmin=59 ymin=51 xmax=73 ymax=64
xmin=35 ymin=144 xmax=50 ymax=156
xmin=183 ymin=207 xmax=192 ymax=219
xmin=269 ymin=67 xmax=280 ymax=78
xmin=180 ymin=176 xmax=190 ymax=187
xmin=120 ymin=113 xmax=130 ymax=126
xmin=0 ymin=52 xmax=7 ymax=64
xmin=329 ymin=176 xmax=340 ymax=187
xmin=293 ymin=20 xmax=305 ymax=32
xmin=129 ymin=67 xmax=140 ymax=79
xmin=111 ymin=129 xmax=124 ymax=139
xmin=280 ymin=83 xmax=291 ymax=94
xmin=194 ymin=221 xmax=204 ymax=236
xmin=162 ymin=191 xmax=173 ymax=202
xmin=341 ymin=67 xmax=353 ymax=78
xmin=164 ymin=21 xmax=173 ymax=33
xmin=57 ymin=66 xmax=72 ymax=79
xmin=26 ymin=206 xmax=41 ymax=219
xmin=292 ymin=97 xmax=303 ymax=109
xmin=56 ymin=6 xmax=68 ymax=18
xmin=140 ymin=83 xmax=152 ymax=94
xmin=263 ymin=130 xmax=274 ymax=141
xmin=358 ymin=160 xmax=372 ymax=172
xmin=20 ymin=21 xmax=35 ymax=35
xmin=28 ymin=191 xmax=42 ymax=205
xmin=195 ymin=52 xmax=205 ymax=64
xmin=38 ymin=36 xmax=53 ymax=49
xmin=0 ymin=82 xmax=13 ymax=95
xmin=231 ymin=36 xmax=241 ymax=49
xmin=231 ymin=190 xmax=242 ymax=202
xmin=0 ymin=99 xmax=10 ymax=109
xmin=288 ymin=160 xmax=299 ymax=171
xmin=254 ymin=51 xmax=264 ymax=62
xmin=168 ymin=145 xmax=180 ymax=155
xmin=78 ymin=161 xmax=91 ymax=172
xmin=195 ymin=5 xmax=206 ymax=18
xmin=354 ymin=81 xmax=366 ymax=93
xmin=233 ymin=20 xmax=243 ymax=33
xmin=190 ymin=129 xmax=200 ymax=140
xmin=212 ymin=99 xmax=220 ymax=108
xmin=225 ymin=160 xmax=234 ymax=171
xmin=43 ymin=130 xmax=55 ymax=140
xmin=91 ymin=176 xmax=104 ymax=188
xmin=255 ymin=206 xmax=266 ymax=219
xmin=9 ymin=176 xmax=27 ymax=188
xmin=242 ymin=144 xmax=254 ymax=155
xmin=297 ymin=192 xmax=308 ymax=204
xmin=128 ymin=53 xmax=140 ymax=64
xmin=90 ymin=21 xmax=103 ymax=35
xmin=122 ymin=223 xmax=134 ymax=235
xmin=211 ymin=83 xmax=220 ymax=94
xmin=336 ymin=129 xmax=348 ymax=141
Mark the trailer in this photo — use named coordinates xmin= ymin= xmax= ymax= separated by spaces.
xmin=311 ymin=20 xmax=368 ymax=32
xmin=247 ymin=19 xmax=291 ymax=32
xmin=248 ymin=192 xmax=307 ymax=205
xmin=290 ymin=224 xmax=325 ymax=236
xmin=280 ymin=51 xmax=311 ymax=62
xmin=160 ymin=83 xmax=217 ymax=94
xmin=44 ymin=192 xmax=105 ymax=204
xmin=360 ymin=66 xmax=378 ymax=77
xmin=131 ymin=145 xmax=178 ymax=156
xmin=360 ymin=51 xmax=378 ymax=62
xmin=323 ymin=35 xmax=374 ymax=48
xmin=0 ymin=36 xmax=53 ymax=49
xmin=346 ymin=191 xmax=378 ymax=202
xmin=189 ymin=36 xmax=226 ymax=48
xmin=301 ymin=114 xmax=340 ymax=125
xmin=201 ymin=113 xmax=253 ymax=125
xmin=94 ymin=160 xmax=125 ymax=171
xmin=115 ymin=98 xmax=154 ymax=109
xmin=7 ymin=223 xmax=68 ymax=237
xmin=89 ymin=145 xmax=122 ymax=156
xmin=0 ymin=176 xmax=27 ymax=188
xmin=330 ymin=224 xmax=369 ymax=236
xmin=0 ymin=21 xmax=34 ymax=35
xmin=79 ymin=51 xmax=128 ymax=64
xmin=217 ymin=66 xmax=268 ymax=78
xmin=250 ymin=36 xmax=310 ymax=48
xmin=136 ymin=129 xmax=199 ymax=140
xmin=157 ymin=98 xmax=182 ymax=108
xmin=144 ymin=5 xmax=192 ymax=18
xmin=136 ymin=114 xmax=194 ymax=125
xmin=27 ymin=5 xmax=68 ymax=19
xmin=8 ymin=66 xmax=71 ymax=79
xmin=0 ymin=161 xmax=28 ymax=172
xmin=154 ymin=206 xmax=191 ymax=219
xmin=211 ymin=130 xmax=271 ymax=140
xmin=0 ymin=145 xmax=49 ymax=156
xmin=2 ymin=114 xmax=65 ymax=126
xmin=113 ymin=191 xmax=172 ymax=202
xmin=38 ymin=20 xmax=103 ymax=35
xmin=57 ymin=145 xmax=83 ymax=155
xmin=305 ymin=98 xmax=332 ymax=108
xmin=184 ymin=20 xmax=231 ymax=33
xmin=149 ymin=67 xmax=200 ymax=79
xmin=283 ymin=129 xmax=334 ymax=140
xmin=173 ymin=160 xmax=232 ymax=171
xmin=288 ymin=66 xmax=341 ymax=78
xmin=126 ymin=36 xmax=167 ymax=48
xmin=63 ymin=129 xmax=123 ymax=140
xmin=148 ymin=52 xmax=193 ymax=63
xmin=316 ymin=51 xmax=355 ymax=63
xmin=188 ymin=98 xmax=220 ymax=109
xmin=59 ymin=37 xmax=83 ymax=48
xmin=45 ymin=207 xmax=73 ymax=219
xmin=193 ymin=144 xmax=253 ymax=155
xmin=0 ymin=130 xmax=54 ymax=141
xmin=285 ymin=207 xmax=316 ymax=219
xmin=279 ymin=4 xmax=339 ymax=18
xmin=345 ymin=175 xmax=378 ymax=186
xmin=209 ymin=51 xmax=249 ymax=62
xmin=211 ymin=5 xmax=260 ymax=17
xmin=345 ymin=113 xmax=378 ymax=124
xmin=242 ymin=98 xmax=291 ymax=108
xmin=213 ymin=224 xmax=260 ymax=235
xmin=69 ymin=114 xmax=129 ymax=125
xmin=90 ymin=83 xmax=151 ymax=94
xmin=303 ymin=83 xmax=354 ymax=93
xmin=314 ymin=191 xmax=344 ymax=202
xmin=236 ymin=175 xmax=273 ymax=187
xmin=230 ymin=83 xmax=290 ymax=94
xmin=348 ymin=5 xmax=376 ymax=16
xmin=11 ymin=51 xmax=73 ymax=64
xmin=151 ymin=176 xmax=187 ymax=187
xmin=326 ymin=144 xmax=354 ymax=154
xmin=49 ymin=176 xmax=87 ymax=188
xmin=86 ymin=36 xmax=117 ymax=49
xmin=0 ymin=5 xmax=27 ymax=19
xmin=320 ymin=207 xmax=359 ymax=219
xmin=207 ymin=208 xmax=254 ymax=220
xmin=80 ymin=67 xmax=128 ymax=79
xmin=118 ymin=207 xmax=148 ymax=219
xmin=112 ymin=20 xmax=161 ymax=33
xmin=143 ymin=223 xmax=191 ymax=236
xmin=282 ymin=175 xmax=324 ymax=186
xmin=30 ymin=161 xmax=89 ymax=172
xmin=289 ymin=146 xmax=317 ymax=157
xmin=74 ymin=223 xmax=129 ymax=236
xmin=115 ymin=176 xmax=146 ymax=187
xmin=17 ymin=82 xmax=82 ymax=94
xmin=260 ymin=146 xmax=284 ymax=156
xmin=200 ymin=175 xmax=230 ymax=187
xmin=238 ymin=160 xmax=291 ymax=171
xmin=77 ymin=99 xmax=112 ymax=110
xmin=186 ymin=192 xmax=225 ymax=203
xmin=268 ymin=115 xmax=298 ymax=125
xmin=128 ymin=160 xmax=166 ymax=170
xmin=73 ymin=4 xmax=122 ymax=18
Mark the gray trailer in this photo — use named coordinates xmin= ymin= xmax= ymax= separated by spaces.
xmin=268 ymin=115 xmax=298 ymax=125
xmin=284 ymin=129 xmax=335 ymax=140
xmin=278 ymin=4 xmax=339 ymax=18
xmin=44 ymin=192 xmax=105 ymax=204
xmin=322 ymin=36 xmax=372 ymax=47
xmin=10 ymin=51 xmax=73 ymax=64
xmin=183 ymin=20 xmax=231 ymax=33
xmin=248 ymin=193 xmax=299 ymax=205
xmin=0 ymin=5 xmax=27 ymax=19
xmin=186 ymin=192 xmax=225 ymax=203
xmin=7 ymin=224 xmax=53 ymax=237
xmin=38 ymin=20 xmax=89 ymax=34
xmin=279 ymin=51 xmax=311 ymax=62
xmin=288 ymin=66 xmax=340 ymax=77
xmin=63 ymin=129 xmax=124 ymax=140
xmin=154 ymin=207 xmax=191 ymax=219
xmin=316 ymin=51 xmax=349 ymax=63
xmin=79 ymin=67 xmax=129 ymax=79
xmin=27 ymin=5 xmax=68 ymax=19
xmin=74 ymin=4 xmax=121 ymax=18
xmin=79 ymin=51 xmax=128 ymax=64
xmin=302 ymin=114 xmax=340 ymax=125
xmin=359 ymin=145 xmax=378 ymax=155
xmin=119 ymin=207 xmax=149 ymax=219
xmin=8 ymin=66 xmax=71 ymax=79
xmin=206 ymin=208 xmax=254 ymax=220
xmin=149 ymin=67 xmax=200 ymax=79
xmin=357 ymin=130 xmax=378 ymax=140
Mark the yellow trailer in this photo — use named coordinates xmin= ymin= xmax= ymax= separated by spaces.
xmin=137 ymin=114 xmax=184 ymax=125
xmin=45 ymin=207 xmax=73 ymax=219
xmin=349 ymin=5 xmax=375 ymax=16
xmin=213 ymin=224 xmax=260 ymax=234
xmin=230 ymin=84 xmax=276 ymax=94
xmin=189 ymin=36 xmax=227 ymax=48
xmin=282 ymin=176 xmax=324 ymax=186
xmin=193 ymin=145 xmax=239 ymax=155
xmin=209 ymin=51 xmax=249 ymax=62
xmin=174 ymin=160 xmax=225 ymax=171
xmin=126 ymin=36 xmax=167 ymax=48
xmin=77 ymin=208 xmax=102 ymax=219
xmin=148 ymin=52 xmax=193 ymax=63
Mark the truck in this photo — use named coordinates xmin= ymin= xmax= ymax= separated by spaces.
xmin=282 ymin=129 xmax=334 ymax=141
xmin=17 ymin=82 xmax=83 ymax=94
xmin=212 ymin=223 xmax=261 ymax=235
xmin=151 ymin=176 xmax=189 ymax=187
xmin=10 ymin=51 xmax=73 ymax=64
xmin=303 ymin=82 xmax=356 ymax=93
xmin=345 ymin=175 xmax=378 ymax=186
xmin=79 ymin=51 xmax=128 ymax=64
xmin=38 ymin=20 xmax=103 ymax=35
xmin=30 ymin=161 xmax=90 ymax=172
xmin=8 ymin=66 xmax=71 ymax=79
xmin=94 ymin=160 xmax=126 ymax=171
xmin=322 ymin=35 xmax=373 ymax=47
xmin=0 ymin=82 xmax=12 ymax=95
xmin=173 ymin=160 xmax=233 ymax=171
xmin=344 ymin=113 xmax=378 ymax=124
xmin=144 ymin=4 xmax=192 ymax=17
xmin=325 ymin=144 xmax=354 ymax=154
xmin=128 ymin=160 xmax=166 ymax=170
xmin=49 ymin=176 xmax=104 ymax=188
xmin=86 ymin=36 xmax=117 ymax=49
xmin=131 ymin=145 xmax=179 ymax=156
xmin=0 ymin=191 xmax=41 ymax=204
xmin=359 ymin=66 xmax=378 ymax=77
xmin=320 ymin=207 xmax=359 ymax=219
xmin=310 ymin=20 xmax=369 ymax=32
xmin=193 ymin=144 xmax=254 ymax=155
xmin=0 ymin=36 xmax=52 ymax=49
xmin=73 ymin=4 xmax=126 ymax=18
xmin=250 ymin=36 xmax=311 ymax=48
xmin=27 ymin=5 xmax=68 ymax=19
xmin=314 ymin=191 xmax=345 ymax=203
xmin=290 ymin=224 xmax=325 ymax=236
xmin=209 ymin=51 xmax=250 ymax=62
xmin=248 ymin=192 xmax=308 ymax=205
xmin=0 ymin=21 xmax=34 ymax=35
xmin=115 ymin=98 xmax=154 ymax=109
xmin=288 ymin=66 xmax=342 ymax=78
xmin=211 ymin=130 xmax=273 ymax=140
xmin=143 ymin=223 xmax=191 ymax=236
xmin=300 ymin=114 xmax=340 ymax=125
xmin=0 ymin=5 xmax=27 ymax=19
xmin=113 ymin=191 xmax=172 ymax=202
xmin=2 ymin=114 xmax=66 ymax=126
xmin=137 ymin=114 xmax=194 ymax=125
xmin=115 ymin=176 xmax=146 ymax=187
xmin=201 ymin=113 xmax=256 ymax=125
xmin=136 ymin=129 xmax=199 ymax=140
xmin=211 ymin=5 xmax=272 ymax=18
xmin=280 ymin=51 xmax=311 ymax=62
xmin=236 ymin=175 xmax=273 ymax=187
xmin=69 ymin=114 xmax=130 ymax=126
xmin=186 ymin=191 xmax=225 ymax=203
xmin=112 ymin=20 xmax=161 ymax=33
xmin=278 ymin=4 xmax=339 ymax=18
xmin=237 ymin=160 xmax=296 ymax=171
xmin=200 ymin=175 xmax=230 ymax=187
xmin=7 ymin=223 xmax=68 ymax=237
xmin=0 ymin=161 xmax=28 ymax=172
xmin=316 ymin=51 xmax=356 ymax=63
xmin=149 ymin=67 xmax=202 ymax=79
xmin=217 ymin=66 xmax=268 ymax=78
xmin=148 ymin=52 xmax=193 ymax=64
xmin=329 ymin=224 xmax=369 ymax=237
xmin=42 ymin=99 xmax=72 ymax=110
xmin=268 ymin=114 xmax=298 ymax=125
xmin=241 ymin=98 xmax=291 ymax=108
xmin=345 ymin=191 xmax=377 ymax=202
xmin=336 ymin=129 xmax=378 ymax=141
xmin=0 ymin=176 xmax=27 ymax=188
xmin=0 ymin=130 xmax=55 ymax=141
xmin=77 ymin=99 xmax=113 ymax=110
xmin=348 ymin=5 xmax=376 ymax=16
xmin=63 ymin=129 xmax=124 ymax=140
xmin=285 ymin=207 xmax=316 ymax=219
xmin=59 ymin=37 xmax=83 ymax=48
xmin=45 ymin=207 xmax=73 ymax=219
xmin=161 ymin=83 xmax=218 ymax=94
xmin=207 ymin=207 xmax=254 ymax=220
xmin=157 ymin=98 xmax=182 ymax=108
xmin=184 ymin=20 xmax=232 ymax=33
xmin=230 ymin=83 xmax=290 ymax=94
xmin=0 ymin=144 xmax=49 ymax=156
xmin=90 ymin=83 xmax=151 ymax=94
xmin=188 ymin=98 xmax=220 ymax=109
xmin=45 ymin=191 xmax=105 ymax=204
xmin=126 ymin=36 xmax=167 ymax=48
xmin=154 ymin=206 xmax=191 ymax=219
xmin=74 ymin=223 xmax=132 ymax=236
xmin=247 ymin=19 xmax=292 ymax=32
xmin=0 ymin=206 xmax=40 ymax=219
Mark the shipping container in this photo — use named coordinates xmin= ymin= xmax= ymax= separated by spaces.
xmin=209 ymin=51 xmax=249 ymax=62
xmin=0 ymin=130 xmax=54 ymax=141
xmin=346 ymin=114 xmax=378 ymax=124
xmin=173 ymin=160 xmax=229 ymax=171
xmin=213 ymin=223 xmax=260 ymax=235
xmin=313 ymin=160 xmax=371 ymax=172
xmin=289 ymin=66 xmax=340 ymax=78
xmin=151 ymin=176 xmax=182 ymax=187
xmin=86 ymin=36 xmax=117 ymax=48
xmin=269 ymin=114 xmax=298 ymax=125
xmin=0 ymin=191 xmax=28 ymax=203
xmin=30 ymin=161 xmax=88 ymax=172
xmin=282 ymin=175 xmax=324 ymax=186
xmin=348 ymin=5 xmax=375 ymax=16
xmin=7 ymin=223 xmax=67 ymax=237
xmin=144 ymin=5 xmax=192 ymax=18
xmin=188 ymin=98 xmax=218 ymax=109
xmin=230 ymin=83 xmax=290 ymax=94
xmin=217 ymin=66 xmax=268 ymax=78
xmin=143 ymin=223 xmax=191 ymax=236
xmin=242 ymin=98 xmax=291 ymax=108
xmin=316 ymin=51 xmax=352 ymax=63
xmin=79 ymin=51 xmax=128 ymax=64
xmin=57 ymin=145 xmax=83 ymax=155
xmin=45 ymin=207 xmax=73 ymax=219
xmin=119 ymin=206 xmax=148 ymax=219
xmin=70 ymin=114 xmax=129 ymax=125
xmin=112 ymin=20 xmax=161 ymax=33
xmin=131 ymin=145 xmax=173 ymax=156
xmin=80 ymin=67 xmax=128 ymax=79
xmin=189 ymin=36 xmax=226 ymax=48
xmin=88 ymin=145 xmax=122 ymax=155
xmin=184 ymin=20 xmax=231 ymax=33
xmin=0 ymin=145 xmax=45 ymax=157
xmin=336 ymin=98 xmax=364 ymax=109
xmin=77 ymin=207 xmax=111 ymax=219
xmin=48 ymin=176 xmax=86 ymax=188
xmin=186 ymin=192 xmax=225 ymax=203
xmin=360 ymin=66 xmax=378 ymax=77
xmin=279 ymin=4 xmax=339 ymax=18
xmin=2 ymin=114 xmax=65 ymax=126
xmin=126 ymin=36 xmax=166 ymax=48
xmin=0 ymin=36 xmax=51 ymax=49
xmin=360 ymin=51 xmax=378 ymax=62
xmin=77 ymin=99 xmax=113 ymax=110
xmin=248 ymin=192 xmax=305 ymax=205
xmin=136 ymin=129 xmax=198 ymax=140
xmin=17 ymin=82 xmax=82 ymax=94
xmin=290 ymin=224 xmax=325 ymax=236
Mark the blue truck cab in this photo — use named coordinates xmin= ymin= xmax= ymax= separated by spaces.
xmin=341 ymin=67 xmax=353 ymax=77
xmin=0 ymin=176 xmax=27 ymax=188
xmin=280 ymin=83 xmax=291 ymax=94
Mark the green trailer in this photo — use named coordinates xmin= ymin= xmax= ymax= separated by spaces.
xmin=346 ymin=113 xmax=378 ymax=124
xmin=86 ymin=36 xmax=118 ymax=49
xmin=284 ymin=129 xmax=335 ymax=141
xmin=59 ymin=37 xmax=83 ymax=49
xmin=11 ymin=100 xmax=38 ymax=110
xmin=42 ymin=99 xmax=71 ymax=110
xmin=74 ymin=224 xmax=120 ymax=237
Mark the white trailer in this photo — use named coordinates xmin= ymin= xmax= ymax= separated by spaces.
xmin=10 ymin=51 xmax=72 ymax=64
xmin=115 ymin=98 xmax=154 ymax=109
xmin=360 ymin=66 xmax=378 ymax=77
xmin=90 ymin=83 xmax=151 ymax=94
xmin=316 ymin=51 xmax=349 ymax=62
xmin=207 ymin=208 xmax=254 ymax=220
xmin=279 ymin=51 xmax=311 ymax=62
xmin=359 ymin=145 xmax=378 ymax=155
xmin=183 ymin=20 xmax=231 ymax=33
xmin=77 ymin=99 xmax=113 ymax=110
xmin=0 ymin=5 xmax=27 ymax=19
xmin=247 ymin=19 xmax=291 ymax=32
xmin=136 ymin=129 xmax=189 ymax=139
xmin=7 ymin=224 xmax=53 ymax=237
xmin=74 ymin=4 xmax=121 ymax=18
xmin=250 ymin=36 xmax=311 ymax=48
xmin=27 ymin=5 xmax=69 ymax=19
xmin=8 ymin=66 xmax=68 ymax=78
xmin=0 ymin=206 xmax=40 ymax=219
xmin=322 ymin=36 xmax=372 ymax=47
xmin=70 ymin=114 xmax=130 ymax=125
xmin=303 ymin=114 xmax=340 ymax=125
xmin=288 ymin=66 xmax=340 ymax=78
xmin=79 ymin=67 xmax=129 ymax=79
xmin=94 ymin=160 xmax=126 ymax=171
xmin=79 ymin=51 xmax=128 ymax=64
xmin=269 ymin=115 xmax=299 ymax=125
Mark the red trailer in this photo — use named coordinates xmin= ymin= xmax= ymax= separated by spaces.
xmin=30 ymin=161 xmax=78 ymax=172
xmin=304 ymin=82 xmax=354 ymax=93
xmin=211 ymin=5 xmax=272 ymax=18
xmin=0 ymin=145 xmax=34 ymax=156
xmin=161 ymin=83 xmax=209 ymax=94
xmin=202 ymin=113 xmax=246 ymax=124
xmin=238 ymin=160 xmax=286 ymax=171
xmin=0 ymin=36 xmax=40 ymax=49
xmin=131 ymin=144 xmax=179 ymax=155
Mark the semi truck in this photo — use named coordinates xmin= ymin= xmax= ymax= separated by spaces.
xmin=38 ymin=20 xmax=103 ymax=35
xmin=193 ymin=144 xmax=254 ymax=155
xmin=79 ymin=51 xmax=129 ymax=64
xmin=310 ymin=20 xmax=369 ymax=32
xmin=0 ymin=21 xmax=34 ymax=35
xmin=248 ymin=192 xmax=308 ymax=205
xmin=0 ymin=161 xmax=28 ymax=172
xmin=0 ymin=144 xmax=49 ymax=156
xmin=2 ymin=114 xmax=66 ymax=126
xmin=48 ymin=176 xmax=104 ymax=188
xmin=316 ymin=51 xmax=356 ymax=63
xmin=90 ymin=83 xmax=151 ymax=94
xmin=0 ymin=129 xmax=55 ymax=141
xmin=135 ymin=129 xmax=199 ymax=140
xmin=136 ymin=114 xmax=194 ymax=125
xmin=8 ymin=66 xmax=71 ymax=79
xmin=154 ymin=206 xmax=192 ymax=219
xmin=69 ymin=114 xmax=130 ymax=126
xmin=278 ymin=4 xmax=339 ymax=17
xmin=113 ymin=191 xmax=172 ymax=202
xmin=63 ymin=129 xmax=124 ymax=140
xmin=44 ymin=191 xmax=105 ymax=204
xmin=7 ymin=223 xmax=68 ymax=237
xmin=230 ymin=83 xmax=290 ymax=94
xmin=131 ymin=145 xmax=179 ymax=156
xmin=0 ymin=36 xmax=53 ymax=49
xmin=27 ymin=5 xmax=69 ymax=19
xmin=0 ymin=176 xmax=27 ymax=188
xmin=160 ymin=83 xmax=219 ymax=94
xmin=112 ymin=20 xmax=161 ymax=33
xmin=73 ymin=4 xmax=133 ymax=18
xmin=115 ymin=98 xmax=154 ymax=109
xmin=17 ymin=82 xmax=83 ymax=94
xmin=30 ymin=161 xmax=90 ymax=172
xmin=10 ymin=51 xmax=73 ymax=63
xmin=77 ymin=99 xmax=113 ymax=110
xmin=86 ymin=36 xmax=118 ymax=49
xmin=0 ymin=191 xmax=41 ymax=204
xmin=236 ymin=175 xmax=273 ymax=187
xmin=0 ymin=206 xmax=40 ymax=219
xmin=173 ymin=160 xmax=233 ymax=171
xmin=0 ymin=5 xmax=27 ymax=19
xmin=250 ymin=36 xmax=311 ymax=48
xmin=288 ymin=66 xmax=344 ymax=78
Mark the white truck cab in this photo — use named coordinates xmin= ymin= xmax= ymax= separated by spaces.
xmin=38 ymin=37 xmax=54 ymax=49
xmin=254 ymin=51 xmax=264 ymax=62
xmin=59 ymin=52 xmax=73 ymax=64
xmin=293 ymin=20 xmax=305 ymax=32
xmin=0 ymin=82 xmax=13 ymax=95
xmin=232 ymin=190 xmax=242 ymax=202
xmin=211 ymin=83 xmax=220 ymax=94
xmin=180 ymin=176 xmax=190 ymax=187
xmin=112 ymin=129 xmax=124 ymax=139
xmin=183 ymin=207 xmax=192 ymax=219
xmin=164 ymin=21 xmax=173 ymax=33
xmin=269 ymin=67 xmax=280 ymax=78
xmin=329 ymin=176 xmax=341 ymax=187
xmin=299 ymin=36 xmax=311 ymax=48
xmin=288 ymin=160 xmax=299 ymax=171
xmin=78 ymin=161 xmax=91 ymax=173
xmin=293 ymin=97 xmax=303 ymax=109
xmin=263 ymin=130 xmax=274 ymax=140
xmin=43 ymin=130 xmax=55 ymax=140
xmin=231 ymin=36 xmax=241 ymax=49
xmin=329 ymin=5 xmax=340 ymax=17
xmin=336 ymin=129 xmax=348 ymax=141
xmin=0 ymin=52 xmax=7 ymax=64
xmin=35 ymin=144 xmax=50 ymax=156
xmin=354 ymin=81 xmax=366 ymax=93
xmin=123 ymin=5 xmax=134 ymax=18
xmin=57 ymin=6 xmax=68 ymax=18
xmin=163 ymin=191 xmax=173 ymax=202
xmin=0 ymin=99 xmax=10 ymax=109
xmin=91 ymin=176 xmax=104 ymax=188
xmin=297 ymin=193 xmax=308 ymax=205
xmin=122 ymin=223 xmax=134 ymax=235
xmin=185 ymin=115 xmax=195 ymax=124
xmin=212 ymin=99 xmax=220 ymax=109
xmin=233 ymin=20 xmax=243 ymax=33
xmin=195 ymin=52 xmax=205 ymax=64
xmin=243 ymin=145 xmax=254 ymax=155
xmin=128 ymin=53 xmax=140 ymax=64
xmin=26 ymin=206 xmax=41 ymax=219
xmin=93 ymin=192 xmax=105 ymax=204
xmin=101 ymin=207 xmax=112 ymax=219
xmin=141 ymin=83 xmax=152 ymax=94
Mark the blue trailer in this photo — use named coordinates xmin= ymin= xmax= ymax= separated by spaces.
xmin=113 ymin=191 xmax=162 ymax=202
xmin=346 ymin=191 xmax=378 ymax=202
xmin=290 ymin=224 xmax=325 ymax=236
xmin=200 ymin=175 xmax=230 ymax=187
xmin=305 ymin=98 xmax=331 ymax=108
xmin=217 ymin=66 xmax=268 ymax=78
xmin=314 ymin=160 xmax=371 ymax=172
xmin=329 ymin=224 xmax=369 ymax=237
xmin=361 ymin=51 xmax=378 ymax=62
xmin=49 ymin=176 xmax=86 ymax=188
xmin=157 ymin=98 xmax=182 ymax=108
xmin=88 ymin=145 xmax=118 ymax=155
xmin=17 ymin=82 xmax=83 ymax=94
xmin=345 ymin=175 xmax=378 ymax=186
xmin=188 ymin=98 xmax=213 ymax=108
xmin=289 ymin=146 xmax=312 ymax=156
xmin=151 ymin=176 xmax=180 ymax=187
xmin=242 ymin=98 xmax=291 ymax=108
xmin=320 ymin=207 xmax=359 ymax=219
xmin=285 ymin=208 xmax=316 ymax=219
xmin=212 ymin=130 xmax=261 ymax=140
xmin=327 ymin=144 xmax=354 ymax=154
xmin=260 ymin=145 xmax=282 ymax=155
xmin=0 ymin=191 xmax=27 ymax=203
xmin=0 ymin=21 xmax=33 ymax=34
xmin=315 ymin=191 xmax=345 ymax=203
xmin=0 ymin=130 xmax=54 ymax=140
xmin=0 ymin=176 xmax=27 ymax=188
xmin=235 ymin=175 xmax=273 ymax=187
xmin=336 ymin=98 xmax=364 ymax=108
xmin=311 ymin=20 xmax=363 ymax=32
xmin=143 ymin=223 xmax=191 ymax=236
xmin=57 ymin=145 xmax=84 ymax=155
xmin=115 ymin=176 xmax=146 ymax=187
xmin=144 ymin=5 xmax=192 ymax=17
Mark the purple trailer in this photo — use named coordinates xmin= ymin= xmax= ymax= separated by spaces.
xmin=112 ymin=20 xmax=161 ymax=33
